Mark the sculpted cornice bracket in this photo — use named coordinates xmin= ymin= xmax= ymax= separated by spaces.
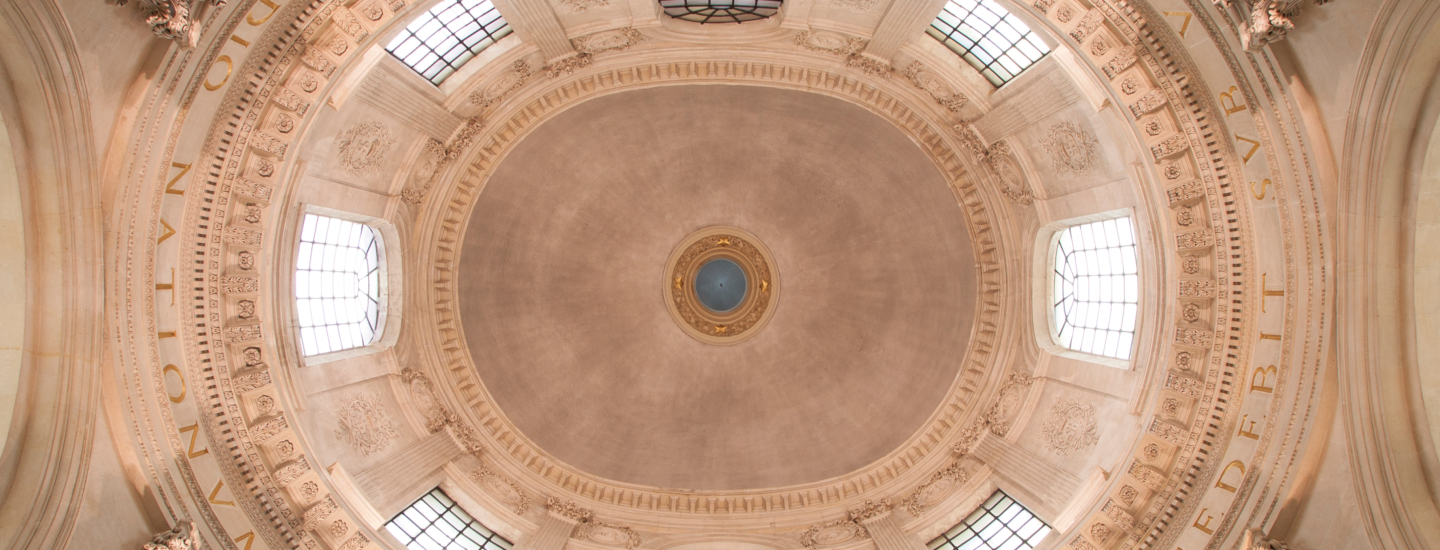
xmin=1213 ymin=0 xmax=1337 ymax=51
xmin=106 ymin=0 xmax=227 ymax=48
xmin=847 ymin=498 xmax=893 ymax=523
xmin=547 ymin=497 xmax=595 ymax=523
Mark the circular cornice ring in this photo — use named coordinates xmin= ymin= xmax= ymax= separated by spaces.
xmin=664 ymin=226 xmax=779 ymax=345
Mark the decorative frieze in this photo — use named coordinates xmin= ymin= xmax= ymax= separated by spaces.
xmin=1166 ymin=180 xmax=1204 ymax=204
xmin=221 ymin=276 xmax=258 ymax=294
xmin=274 ymin=458 xmax=311 ymax=487
xmin=1179 ymin=279 xmax=1216 ymax=297
xmin=302 ymin=495 xmax=339 ymax=531
xmin=1101 ymin=498 xmax=1135 ymax=529
xmin=222 ymin=324 xmax=261 ymax=343
xmin=232 ymin=179 xmax=274 ymax=202
xmin=1130 ymin=88 xmax=1169 ymax=118
xmin=1151 ymin=134 xmax=1190 ymax=160
xmin=1069 ymin=10 xmax=1105 ymax=43
xmin=1101 ymin=46 xmax=1138 ymax=79
xmin=1175 ymin=327 xmax=1214 ymax=348
xmin=1127 ymin=462 xmax=1166 ymax=492
xmin=1176 ymin=229 xmax=1215 ymax=249
xmin=250 ymin=413 xmax=288 ymax=443
xmin=1147 ymin=417 xmax=1188 ymax=446
xmin=1164 ymin=372 xmax=1203 ymax=397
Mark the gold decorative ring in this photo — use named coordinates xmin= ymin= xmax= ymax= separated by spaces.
xmin=663 ymin=226 xmax=780 ymax=345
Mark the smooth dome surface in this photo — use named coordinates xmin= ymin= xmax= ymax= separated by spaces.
xmin=458 ymin=86 xmax=977 ymax=490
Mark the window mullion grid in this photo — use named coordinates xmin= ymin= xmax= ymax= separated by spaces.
xmin=929 ymin=0 xmax=1050 ymax=86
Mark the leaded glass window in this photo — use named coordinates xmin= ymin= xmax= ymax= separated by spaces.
xmin=386 ymin=0 xmax=513 ymax=85
xmin=295 ymin=214 xmax=382 ymax=357
xmin=387 ymin=488 xmax=515 ymax=550
xmin=659 ymin=0 xmax=783 ymax=23
xmin=927 ymin=0 xmax=1050 ymax=86
xmin=927 ymin=491 xmax=1052 ymax=550
xmin=1052 ymin=216 xmax=1140 ymax=360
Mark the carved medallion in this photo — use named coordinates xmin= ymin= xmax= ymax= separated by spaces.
xmin=664 ymin=227 xmax=780 ymax=345
xmin=335 ymin=121 xmax=395 ymax=174
xmin=572 ymin=28 xmax=645 ymax=55
xmin=1041 ymin=399 xmax=1100 ymax=456
xmin=470 ymin=466 xmax=532 ymax=515
xmin=1041 ymin=121 xmax=1100 ymax=175
xmin=800 ymin=518 xmax=868 ymax=548
xmin=795 ymin=29 xmax=865 ymax=56
xmin=333 ymin=392 xmax=399 ymax=456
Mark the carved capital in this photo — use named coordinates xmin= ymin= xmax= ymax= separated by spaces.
xmin=107 ymin=0 xmax=226 ymax=48
xmin=143 ymin=521 xmax=199 ymax=550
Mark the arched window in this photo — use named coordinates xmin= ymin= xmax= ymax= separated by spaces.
xmin=659 ymin=0 xmax=783 ymax=23
xmin=386 ymin=0 xmax=513 ymax=85
xmin=928 ymin=490 xmax=1052 ymax=550
xmin=928 ymin=0 xmax=1050 ymax=86
xmin=295 ymin=214 xmax=383 ymax=357
xmin=1051 ymin=216 xmax=1139 ymax=360
xmin=387 ymin=488 xmax=514 ymax=550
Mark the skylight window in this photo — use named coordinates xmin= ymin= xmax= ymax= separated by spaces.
xmin=927 ymin=0 xmax=1050 ymax=86
xmin=1051 ymin=217 xmax=1140 ymax=360
xmin=295 ymin=214 xmax=382 ymax=356
xmin=659 ymin=0 xmax=783 ymax=23
xmin=387 ymin=488 xmax=515 ymax=550
xmin=386 ymin=0 xmax=513 ymax=85
xmin=927 ymin=491 xmax=1053 ymax=550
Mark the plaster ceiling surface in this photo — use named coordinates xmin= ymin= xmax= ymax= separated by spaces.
xmin=458 ymin=85 xmax=978 ymax=491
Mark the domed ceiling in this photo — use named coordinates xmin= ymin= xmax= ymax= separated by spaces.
xmin=458 ymin=85 xmax=978 ymax=490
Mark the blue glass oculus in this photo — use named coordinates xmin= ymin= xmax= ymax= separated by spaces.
xmin=694 ymin=258 xmax=747 ymax=312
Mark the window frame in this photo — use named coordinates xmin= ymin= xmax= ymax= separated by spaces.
xmin=384 ymin=0 xmax=515 ymax=86
xmin=657 ymin=0 xmax=785 ymax=24
xmin=926 ymin=489 xmax=1053 ymax=550
xmin=1033 ymin=210 xmax=1141 ymax=369
xmin=287 ymin=205 xmax=403 ymax=366
xmin=385 ymin=487 xmax=516 ymax=550
xmin=926 ymin=0 xmax=1052 ymax=87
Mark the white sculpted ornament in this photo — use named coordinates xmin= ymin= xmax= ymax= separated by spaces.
xmin=143 ymin=522 xmax=199 ymax=550
xmin=336 ymin=121 xmax=396 ymax=174
xmin=1041 ymin=399 xmax=1100 ymax=455
xmin=334 ymin=392 xmax=399 ymax=455
xmin=1040 ymin=121 xmax=1100 ymax=175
